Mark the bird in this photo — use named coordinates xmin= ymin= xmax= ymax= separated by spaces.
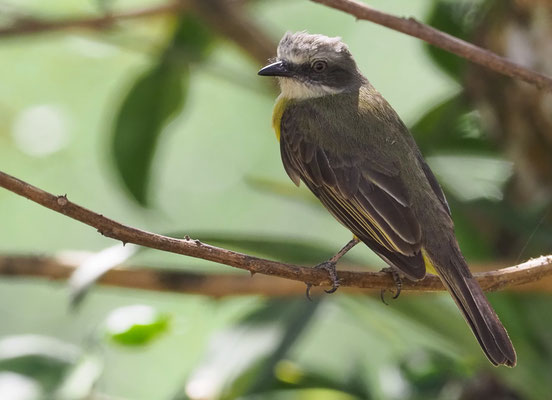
xmin=257 ymin=31 xmax=516 ymax=367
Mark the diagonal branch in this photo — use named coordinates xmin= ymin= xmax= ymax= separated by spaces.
xmin=311 ymin=0 xmax=552 ymax=91
xmin=1 ymin=170 xmax=552 ymax=292
xmin=3 ymin=0 xmax=550 ymax=91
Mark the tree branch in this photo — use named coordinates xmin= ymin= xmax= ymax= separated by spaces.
xmin=311 ymin=0 xmax=552 ymax=91
xmin=5 ymin=0 xmax=550 ymax=92
xmin=1 ymin=254 xmax=552 ymax=297
xmin=0 ymin=2 xmax=189 ymax=37
xmin=1 ymin=170 xmax=552 ymax=293
xmin=0 ymin=0 xmax=275 ymax=69
xmin=191 ymin=0 xmax=276 ymax=65
xmin=0 ymin=254 xmax=314 ymax=297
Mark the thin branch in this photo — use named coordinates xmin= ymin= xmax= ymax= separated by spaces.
xmin=1 ymin=170 xmax=552 ymax=293
xmin=0 ymin=2 xmax=189 ymax=37
xmin=0 ymin=0 xmax=275 ymax=68
xmin=311 ymin=0 xmax=552 ymax=91
xmin=3 ymin=0 xmax=550 ymax=91
xmin=191 ymin=0 xmax=276 ymax=65
xmin=1 ymin=254 xmax=552 ymax=297
xmin=0 ymin=254 xmax=312 ymax=297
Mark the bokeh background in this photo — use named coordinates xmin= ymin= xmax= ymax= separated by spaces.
xmin=1 ymin=0 xmax=552 ymax=399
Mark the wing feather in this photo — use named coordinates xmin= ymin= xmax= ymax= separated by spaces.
xmin=420 ymin=157 xmax=451 ymax=216
xmin=315 ymin=148 xmax=338 ymax=187
xmin=279 ymin=99 xmax=426 ymax=279
xmin=360 ymin=167 xmax=409 ymax=207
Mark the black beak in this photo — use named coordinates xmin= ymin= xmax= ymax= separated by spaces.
xmin=258 ymin=60 xmax=291 ymax=77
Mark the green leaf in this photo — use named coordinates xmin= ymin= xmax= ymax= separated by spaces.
xmin=410 ymin=94 xmax=496 ymax=154
xmin=425 ymin=0 xmax=490 ymax=80
xmin=171 ymin=13 xmax=215 ymax=62
xmin=111 ymin=13 xmax=214 ymax=205
xmin=0 ymin=335 xmax=80 ymax=393
xmin=104 ymin=305 xmax=171 ymax=346
xmin=112 ymin=60 xmax=188 ymax=205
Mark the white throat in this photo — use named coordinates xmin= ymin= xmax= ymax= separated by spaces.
xmin=277 ymin=77 xmax=343 ymax=99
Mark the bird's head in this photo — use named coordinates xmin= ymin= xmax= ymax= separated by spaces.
xmin=258 ymin=32 xmax=364 ymax=99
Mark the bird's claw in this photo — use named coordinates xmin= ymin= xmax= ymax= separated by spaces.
xmin=305 ymin=261 xmax=340 ymax=300
xmin=379 ymin=267 xmax=402 ymax=305
xmin=305 ymin=283 xmax=314 ymax=301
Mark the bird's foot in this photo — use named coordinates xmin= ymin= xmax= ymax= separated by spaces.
xmin=305 ymin=261 xmax=340 ymax=301
xmin=380 ymin=267 xmax=402 ymax=305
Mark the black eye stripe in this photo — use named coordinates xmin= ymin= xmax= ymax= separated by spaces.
xmin=289 ymin=61 xmax=356 ymax=89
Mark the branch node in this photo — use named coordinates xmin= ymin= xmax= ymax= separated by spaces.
xmin=56 ymin=194 xmax=68 ymax=206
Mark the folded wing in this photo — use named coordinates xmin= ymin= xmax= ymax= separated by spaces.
xmin=280 ymin=104 xmax=427 ymax=279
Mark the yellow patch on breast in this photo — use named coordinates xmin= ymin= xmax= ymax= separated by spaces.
xmin=272 ymin=95 xmax=288 ymax=142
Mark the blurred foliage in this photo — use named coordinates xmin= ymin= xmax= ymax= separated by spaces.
xmin=104 ymin=305 xmax=171 ymax=346
xmin=112 ymin=58 xmax=187 ymax=205
xmin=410 ymin=94 xmax=496 ymax=155
xmin=0 ymin=335 xmax=99 ymax=399
xmin=69 ymin=244 xmax=139 ymax=306
xmin=424 ymin=0 xmax=493 ymax=81
xmin=112 ymin=14 xmax=214 ymax=205
xmin=1 ymin=0 xmax=552 ymax=400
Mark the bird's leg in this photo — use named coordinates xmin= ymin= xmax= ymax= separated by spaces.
xmin=379 ymin=267 xmax=403 ymax=305
xmin=306 ymin=237 xmax=360 ymax=300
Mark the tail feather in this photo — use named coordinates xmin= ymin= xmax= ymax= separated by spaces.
xmin=441 ymin=274 xmax=516 ymax=366
xmin=427 ymin=248 xmax=517 ymax=367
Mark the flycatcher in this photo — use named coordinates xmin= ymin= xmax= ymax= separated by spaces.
xmin=258 ymin=32 xmax=516 ymax=367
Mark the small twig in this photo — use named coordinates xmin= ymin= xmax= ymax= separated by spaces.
xmin=311 ymin=0 xmax=552 ymax=91
xmin=1 ymin=170 xmax=552 ymax=293
xmin=0 ymin=2 xmax=189 ymax=37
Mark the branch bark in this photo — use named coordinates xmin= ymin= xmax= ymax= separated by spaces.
xmin=191 ymin=0 xmax=276 ymax=65
xmin=0 ymin=2 xmax=189 ymax=37
xmin=1 ymin=170 xmax=552 ymax=293
xmin=311 ymin=0 xmax=552 ymax=91
xmin=3 ymin=0 xmax=551 ymax=92
xmin=0 ymin=0 xmax=275 ymax=69
xmin=2 ymin=254 xmax=552 ymax=297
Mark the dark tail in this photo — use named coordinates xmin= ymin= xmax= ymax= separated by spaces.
xmin=428 ymin=246 xmax=517 ymax=367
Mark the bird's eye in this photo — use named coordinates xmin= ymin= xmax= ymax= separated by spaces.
xmin=312 ymin=60 xmax=327 ymax=73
